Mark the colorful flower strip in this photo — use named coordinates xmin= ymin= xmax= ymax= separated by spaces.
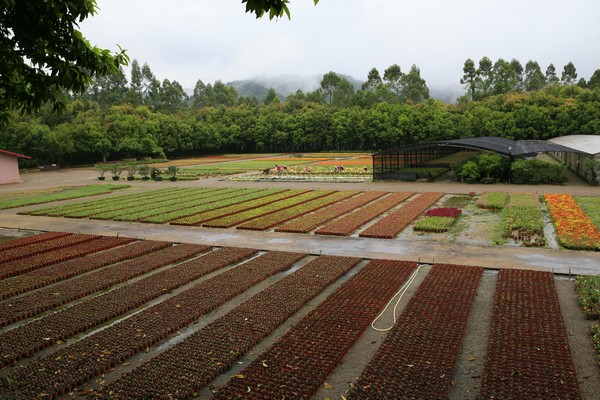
xmin=213 ymin=260 xmax=416 ymax=400
xmin=101 ymin=255 xmax=362 ymax=399
xmin=204 ymin=190 xmax=335 ymax=228
xmin=476 ymin=191 xmax=509 ymax=210
xmin=0 ymin=235 xmax=117 ymax=279
xmin=0 ymin=231 xmax=71 ymax=252
xmin=348 ymin=264 xmax=482 ymax=399
xmin=360 ymin=192 xmax=444 ymax=239
xmin=237 ymin=191 xmax=358 ymax=231
xmin=315 ymin=192 xmax=415 ymax=236
xmin=1 ymin=250 xmax=303 ymax=398
xmin=275 ymin=191 xmax=387 ymax=233
xmin=0 ymin=238 xmax=157 ymax=301
xmin=0 ymin=241 xmax=200 ymax=327
xmin=169 ymin=189 xmax=305 ymax=226
xmin=0 ymin=243 xmax=214 ymax=368
xmin=544 ymin=193 xmax=600 ymax=250
xmin=0 ymin=233 xmax=99 ymax=265
xmin=480 ymin=269 xmax=581 ymax=399
xmin=425 ymin=207 xmax=462 ymax=218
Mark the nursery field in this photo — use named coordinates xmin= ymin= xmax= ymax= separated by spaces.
xmin=18 ymin=188 xmax=600 ymax=250
xmin=0 ymin=232 xmax=598 ymax=399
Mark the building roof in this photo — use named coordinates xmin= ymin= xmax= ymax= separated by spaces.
xmin=373 ymin=136 xmax=584 ymax=157
xmin=547 ymin=135 xmax=600 ymax=156
xmin=0 ymin=149 xmax=31 ymax=159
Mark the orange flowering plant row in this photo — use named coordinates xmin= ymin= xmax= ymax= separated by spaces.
xmin=544 ymin=193 xmax=600 ymax=251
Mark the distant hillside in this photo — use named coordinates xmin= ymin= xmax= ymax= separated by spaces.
xmin=199 ymin=75 xmax=465 ymax=103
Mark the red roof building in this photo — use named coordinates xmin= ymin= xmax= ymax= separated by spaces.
xmin=0 ymin=149 xmax=31 ymax=184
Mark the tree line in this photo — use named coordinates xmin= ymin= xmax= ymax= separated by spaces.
xmin=3 ymin=58 xmax=600 ymax=167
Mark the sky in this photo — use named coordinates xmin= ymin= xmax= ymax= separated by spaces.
xmin=81 ymin=0 xmax=600 ymax=91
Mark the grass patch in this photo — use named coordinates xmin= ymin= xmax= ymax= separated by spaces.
xmin=443 ymin=196 xmax=471 ymax=208
xmin=0 ymin=184 xmax=130 ymax=210
xmin=575 ymin=275 xmax=600 ymax=320
xmin=575 ymin=196 xmax=600 ymax=230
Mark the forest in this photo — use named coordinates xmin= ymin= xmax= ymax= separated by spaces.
xmin=2 ymin=57 xmax=600 ymax=167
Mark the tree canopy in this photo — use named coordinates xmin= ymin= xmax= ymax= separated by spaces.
xmin=243 ymin=0 xmax=320 ymax=19
xmin=0 ymin=0 xmax=129 ymax=125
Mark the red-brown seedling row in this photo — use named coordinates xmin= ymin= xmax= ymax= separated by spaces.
xmin=348 ymin=264 xmax=483 ymax=399
xmin=1 ymin=249 xmax=306 ymax=398
xmin=0 ymin=243 xmax=214 ymax=367
xmin=359 ymin=192 xmax=444 ymax=239
xmin=480 ymin=269 xmax=582 ymax=399
xmin=0 ymin=235 xmax=129 ymax=279
xmin=0 ymin=231 xmax=72 ymax=252
xmin=315 ymin=192 xmax=415 ymax=236
xmin=0 ymin=233 xmax=100 ymax=266
xmin=213 ymin=260 xmax=417 ymax=400
xmin=236 ymin=191 xmax=358 ymax=231
xmin=100 ymin=255 xmax=362 ymax=399
xmin=275 ymin=191 xmax=387 ymax=233
xmin=0 ymin=239 xmax=170 ymax=301
xmin=0 ymin=240 xmax=195 ymax=327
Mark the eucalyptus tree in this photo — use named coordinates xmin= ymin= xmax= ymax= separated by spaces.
xmin=524 ymin=60 xmax=546 ymax=91
xmin=561 ymin=62 xmax=578 ymax=85
xmin=545 ymin=64 xmax=560 ymax=85
xmin=460 ymin=59 xmax=478 ymax=100
xmin=401 ymin=65 xmax=429 ymax=103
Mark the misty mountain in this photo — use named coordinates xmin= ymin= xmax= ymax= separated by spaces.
xmin=184 ymin=75 xmax=463 ymax=104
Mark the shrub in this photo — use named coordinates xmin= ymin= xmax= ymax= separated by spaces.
xmin=511 ymin=159 xmax=566 ymax=184
xmin=459 ymin=161 xmax=480 ymax=183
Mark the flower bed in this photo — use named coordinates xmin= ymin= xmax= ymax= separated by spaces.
xmin=0 ymin=232 xmax=99 ymax=265
xmin=360 ymin=192 xmax=444 ymax=239
xmin=0 ymin=250 xmax=308 ymax=398
xmin=575 ymin=275 xmax=600 ymax=320
xmin=476 ymin=191 xmax=509 ymax=210
xmin=100 ymin=255 xmax=363 ymax=399
xmin=275 ymin=191 xmax=387 ymax=233
xmin=315 ymin=192 xmax=414 ymax=236
xmin=237 ymin=191 xmax=357 ymax=231
xmin=544 ymin=193 xmax=600 ymax=250
xmin=0 ymin=234 xmax=117 ymax=279
xmin=502 ymin=193 xmax=545 ymax=247
xmin=592 ymin=324 xmax=600 ymax=364
xmin=213 ymin=260 xmax=416 ymax=400
xmin=169 ymin=189 xmax=303 ymax=226
xmin=0 ymin=238 xmax=155 ymax=301
xmin=414 ymin=207 xmax=462 ymax=232
xmin=0 ymin=243 xmax=214 ymax=367
xmin=203 ymin=190 xmax=334 ymax=228
xmin=0 ymin=231 xmax=71 ymax=251
xmin=0 ymin=241 xmax=202 ymax=327
xmin=348 ymin=264 xmax=483 ymax=399
xmin=480 ymin=269 xmax=581 ymax=399
xmin=0 ymin=184 xmax=128 ymax=210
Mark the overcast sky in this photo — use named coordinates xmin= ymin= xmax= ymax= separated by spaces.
xmin=81 ymin=0 xmax=600 ymax=90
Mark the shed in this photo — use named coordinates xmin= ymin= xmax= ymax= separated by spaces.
xmin=548 ymin=135 xmax=600 ymax=182
xmin=0 ymin=149 xmax=31 ymax=184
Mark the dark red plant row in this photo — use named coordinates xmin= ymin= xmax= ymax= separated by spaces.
xmin=0 ymin=235 xmax=132 ymax=279
xmin=480 ymin=269 xmax=582 ymax=399
xmin=99 ymin=255 xmax=362 ymax=399
xmin=275 ymin=191 xmax=387 ymax=233
xmin=0 ymin=232 xmax=100 ymax=265
xmin=359 ymin=192 xmax=444 ymax=238
xmin=0 ymin=239 xmax=169 ymax=301
xmin=0 ymin=243 xmax=214 ymax=368
xmin=0 ymin=231 xmax=71 ymax=252
xmin=348 ymin=264 xmax=483 ymax=399
xmin=0 ymin=249 xmax=303 ymax=398
xmin=213 ymin=260 xmax=417 ymax=400
xmin=0 ymin=241 xmax=197 ymax=327
xmin=315 ymin=192 xmax=414 ymax=236
xmin=425 ymin=207 xmax=462 ymax=218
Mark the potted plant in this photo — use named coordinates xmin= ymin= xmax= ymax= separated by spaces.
xmin=151 ymin=167 xmax=163 ymax=181
xmin=166 ymin=165 xmax=179 ymax=181
xmin=139 ymin=165 xmax=150 ymax=180
xmin=110 ymin=164 xmax=123 ymax=181
xmin=125 ymin=163 xmax=138 ymax=181
xmin=95 ymin=165 xmax=108 ymax=181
